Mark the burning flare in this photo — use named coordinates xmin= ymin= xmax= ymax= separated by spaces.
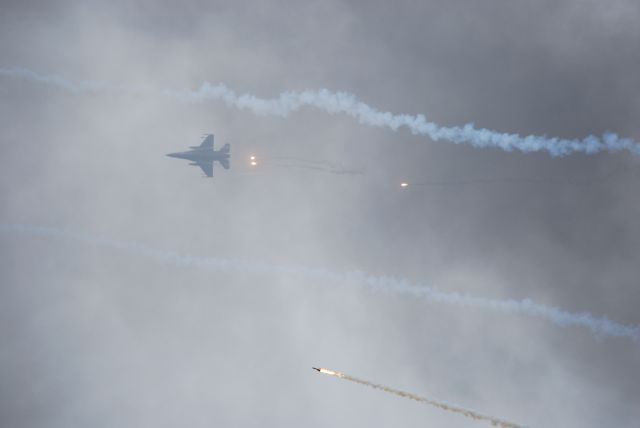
xmin=313 ymin=367 xmax=524 ymax=428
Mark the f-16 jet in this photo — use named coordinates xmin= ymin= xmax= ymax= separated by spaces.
xmin=166 ymin=134 xmax=230 ymax=177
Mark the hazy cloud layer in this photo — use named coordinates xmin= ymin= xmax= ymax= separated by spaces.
xmin=1 ymin=1 xmax=639 ymax=427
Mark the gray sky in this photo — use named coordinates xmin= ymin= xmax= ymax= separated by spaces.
xmin=1 ymin=1 xmax=639 ymax=427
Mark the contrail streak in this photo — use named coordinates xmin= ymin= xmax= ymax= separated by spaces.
xmin=1 ymin=223 xmax=638 ymax=341
xmin=315 ymin=368 xmax=524 ymax=427
xmin=1 ymin=66 xmax=638 ymax=156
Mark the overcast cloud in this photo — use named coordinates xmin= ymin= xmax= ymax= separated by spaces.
xmin=1 ymin=1 xmax=639 ymax=427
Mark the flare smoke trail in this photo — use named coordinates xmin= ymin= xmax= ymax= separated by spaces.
xmin=402 ymin=163 xmax=632 ymax=188
xmin=315 ymin=368 xmax=523 ymax=428
xmin=2 ymin=224 xmax=638 ymax=340
xmin=268 ymin=161 xmax=363 ymax=175
xmin=1 ymin=66 xmax=638 ymax=157
xmin=261 ymin=156 xmax=363 ymax=175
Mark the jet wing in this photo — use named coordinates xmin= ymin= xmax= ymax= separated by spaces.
xmin=199 ymin=134 xmax=214 ymax=149
xmin=192 ymin=161 xmax=213 ymax=177
xmin=219 ymin=157 xmax=230 ymax=170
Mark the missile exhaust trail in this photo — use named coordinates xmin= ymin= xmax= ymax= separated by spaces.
xmin=313 ymin=367 xmax=524 ymax=428
xmin=1 ymin=223 xmax=638 ymax=341
xmin=1 ymin=66 xmax=638 ymax=157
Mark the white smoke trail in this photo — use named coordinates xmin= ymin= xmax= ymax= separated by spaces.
xmin=316 ymin=368 xmax=524 ymax=428
xmin=1 ymin=223 xmax=638 ymax=340
xmin=1 ymin=66 xmax=638 ymax=157
xmin=0 ymin=66 xmax=153 ymax=95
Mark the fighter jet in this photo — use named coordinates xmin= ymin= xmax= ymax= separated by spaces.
xmin=166 ymin=134 xmax=230 ymax=177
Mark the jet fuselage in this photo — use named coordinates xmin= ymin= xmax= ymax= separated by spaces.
xmin=166 ymin=134 xmax=230 ymax=177
xmin=166 ymin=148 xmax=229 ymax=163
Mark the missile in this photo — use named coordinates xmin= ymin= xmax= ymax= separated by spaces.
xmin=312 ymin=367 xmax=342 ymax=377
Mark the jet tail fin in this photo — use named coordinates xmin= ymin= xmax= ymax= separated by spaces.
xmin=219 ymin=157 xmax=230 ymax=170
xmin=219 ymin=143 xmax=230 ymax=153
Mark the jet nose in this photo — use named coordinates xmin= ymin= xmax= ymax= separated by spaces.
xmin=166 ymin=152 xmax=179 ymax=158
